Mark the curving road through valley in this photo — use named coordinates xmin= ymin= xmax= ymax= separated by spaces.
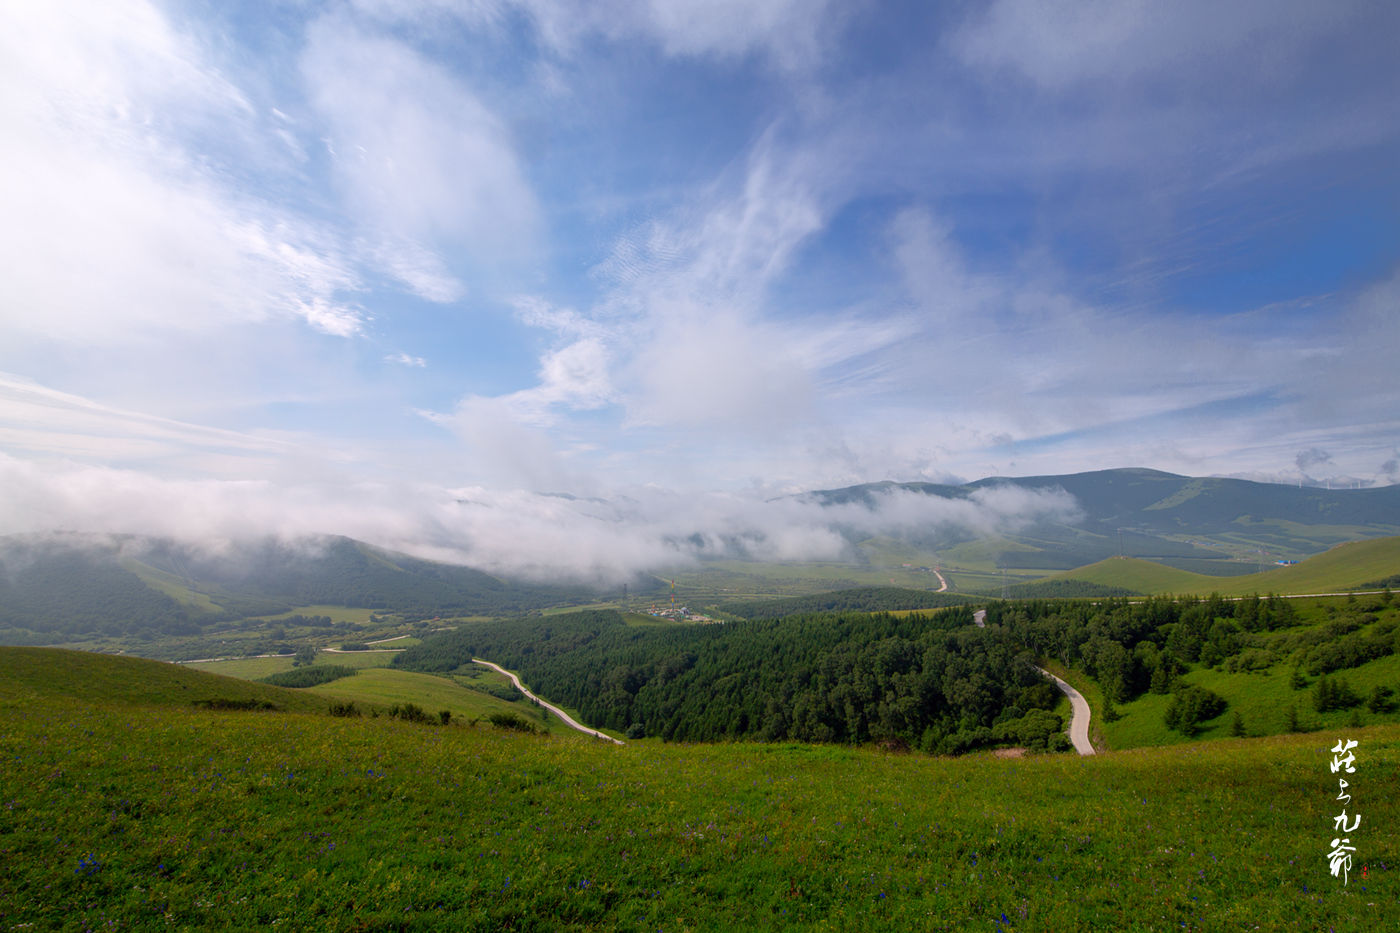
xmin=1034 ymin=667 xmax=1095 ymax=756
xmin=472 ymin=658 xmax=624 ymax=745
xmin=973 ymin=610 xmax=1095 ymax=756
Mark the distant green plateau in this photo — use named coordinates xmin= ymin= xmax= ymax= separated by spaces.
xmin=1039 ymin=536 xmax=1400 ymax=597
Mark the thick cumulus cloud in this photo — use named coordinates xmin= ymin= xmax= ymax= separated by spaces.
xmin=0 ymin=454 xmax=1078 ymax=584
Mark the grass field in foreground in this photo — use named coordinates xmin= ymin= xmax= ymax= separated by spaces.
xmin=1 ymin=648 xmax=1396 ymax=931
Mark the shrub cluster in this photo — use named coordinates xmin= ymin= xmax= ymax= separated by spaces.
xmin=259 ymin=665 xmax=357 ymax=688
xmin=464 ymin=680 xmax=521 ymax=702
xmin=487 ymin=712 xmax=537 ymax=733
xmin=1312 ymin=676 xmax=1362 ymax=713
xmin=1164 ymin=686 xmax=1226 ymax=736
xmin=191 ymin=698 xmax=278 ymax=711
xmin=1302 ymin=624 xmax=1396 ymax=676
xmin=386 ymin=703 xmax=452 ymax=726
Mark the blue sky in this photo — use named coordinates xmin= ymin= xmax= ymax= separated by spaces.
xmin=1 ymin=1 xmax=1397 ymax=576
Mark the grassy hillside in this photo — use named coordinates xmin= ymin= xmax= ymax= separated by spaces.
xmin=308 ymin=667 xmax=565 ymax=735
xmin=120 ymin=557 xmax=225 ymax=614
xmin=1047 ymin=536 xmax=1400 ymax=596
xmin=181 ymin=650 xmax=560 ymax=733
xmin=1 ymin=647 xmax=1393 ymax=930
xmin=0 ymin=533 xmax=612 ymax=647
xmin=1207 ymin=537 xmax=1400 ymax=595
xmin=187 ymin=648 xmax=403 ymax=680
xmin=1049 ymin=557 xmax=1217 ymax=594
xmin=0 ymin=648 xmax=329 ymax=714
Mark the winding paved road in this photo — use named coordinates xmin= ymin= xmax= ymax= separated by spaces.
xmin=972 ymin=610 xmax=1095 ymax=756
xmin=472 ymin=658 xmax=624 ymax=745
xmin=1034 ymin=667 xmax=1095 ymax=756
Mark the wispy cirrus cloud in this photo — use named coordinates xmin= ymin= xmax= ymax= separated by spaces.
xmin=352 ymin=0 xmax=850 ymax=72
xmin=301 ymin=15 xmax=541 ymax=302
xmin=0 ymin=0 xmax=366 ymax=342
xmin=0 ymin=373 xmax=293 ymax=474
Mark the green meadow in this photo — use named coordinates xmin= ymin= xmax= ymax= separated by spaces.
xmin=185 ymin=652 xmax=564 ymax=734
xmin=254 ymin=604 xmax=383 ymax=625
xmin=1 ymin=648 xmax=1395 ymax=931
xmin=1101 ymin=637 xmax=1400 ymax=750
xmin=119 ymin=559 xmax=226 ymax=615
xmin=186 ymin=647 xmax=404 ymax=680
xmin=1049 ymin=537 xmax=1400 ymax=597
xmin=308 ymin=667 xmax=565 ymax=735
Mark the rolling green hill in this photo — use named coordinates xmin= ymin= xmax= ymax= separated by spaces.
xmin=307 ymin=667 xmax=565 ymax=734
xmin=1 ymin=646 xmax=1394 ymax=930
xmin=0 ymin=533 xmax=616 ymax=645
xmin=806 ymin=468 xmax=1400 ymax=574
xmin=1044 ymin=557 xmax=1218 ymax=595
xmin=0 ymin=647 xmax=329 ymax=714
xmin=1047 ymin=536 xmax=1400 ymax=596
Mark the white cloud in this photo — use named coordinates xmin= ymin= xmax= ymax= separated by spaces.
xmin=0 ymin=0 xmax=366 ymax=343
xmin=430 ymin=133 xmax=906 ymax=470
xmin=0 ymin=373 xmax=293 ymax=472
xmin=623 ymin=308 xmax=816 ymax=430
xmin=301 ymin=17 xmax=540 ymax=300
xmin=353 ymin=0 xmax=848 ymax=72
xmin=592 ymin=0 xmax=846 ymax=72
xmin=0 ymin=451 xmax=1081 ymax=583
xmin=598 ymin=135 xmax=829 ymax=304
xmin=951 ymin=0 xmax=1364 ymax=91
xmin=386 ymin=352 xmax=428 ymax=368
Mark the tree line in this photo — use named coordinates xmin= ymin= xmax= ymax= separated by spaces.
xmin=395 ymin=608 xmax=1069 ymax=754
xmin=986 ymin=592 xmax=1397 ymax=734
xmin=718 ymin=587 xmax=972 ymax=621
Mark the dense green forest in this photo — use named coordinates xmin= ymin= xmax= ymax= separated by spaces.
xmin=986 ymin=592 xmax=1399 ymax=731
xmin=717 ymin=586 xmax=972 ymax=620
xmin=395 ymin=608 xmax=1068 ymax=754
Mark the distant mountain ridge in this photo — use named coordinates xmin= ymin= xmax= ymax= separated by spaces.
xmin=805 ymin=468 xmax=1400 ymax=570
xmin=5 ymin=468 xmax=1398 ymax=644
xmin=0 ymin=533 xmax=609 ymax=644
